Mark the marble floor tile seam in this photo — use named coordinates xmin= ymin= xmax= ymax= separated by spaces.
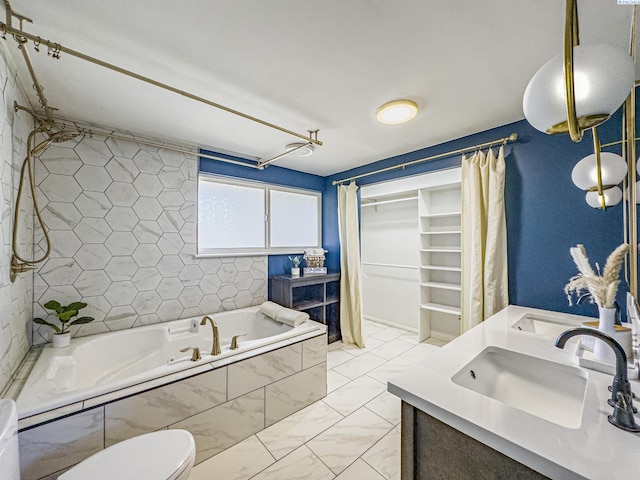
xmin=355 ymin=425 xmax=401 ymax=480
xmin=254 ymin=399 xmax=346 ymax=461
xmin=248 ymin=442 xmax=336 ymax=480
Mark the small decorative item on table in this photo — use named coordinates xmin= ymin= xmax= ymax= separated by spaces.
xmin=303 ymin=248 xmax=327 ymax=275
xmin=288 ymin=255 xmax=302 ymax=277
xmin=565 ymin=243 xmax=629 ymax=365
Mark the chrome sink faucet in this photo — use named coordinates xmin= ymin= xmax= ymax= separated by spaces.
xmin=200 ymin=315 xmax=221 ymax=355
xmin=555 ymin=327 xmax=640 ymax=432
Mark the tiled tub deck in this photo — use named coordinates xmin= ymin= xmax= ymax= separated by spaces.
xmin=9 ymin=333 xmax=327 ymax=480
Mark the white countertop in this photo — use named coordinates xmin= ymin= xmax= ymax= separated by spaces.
xmin=387 ymin=305 xmax=640 ymax=480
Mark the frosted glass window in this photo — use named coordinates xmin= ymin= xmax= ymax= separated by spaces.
xmin=197 ymin=174 xmax=321 ymax=255
xmin=269 ymin=189 xmax=320 ymax=247
xmin=198 ymin=180 xmax=265 ymax=250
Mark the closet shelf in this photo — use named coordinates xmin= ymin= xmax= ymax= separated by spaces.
xmin=420 ymin=248 xmax=461 ymax=253
xmin=420 ymin=211 xmax=461 ymax=218
xmin=420 ymin=303 xmax=461 ymax=315
xmin=420 ymin=265 xmax=461 ymax=272
xmin=361 ymin=196 xmax=418 ymax=208
xmin=420 ymin=230 xmax=461 ymax=235
xmin=420 ymin=282 xmax=461 ymax=291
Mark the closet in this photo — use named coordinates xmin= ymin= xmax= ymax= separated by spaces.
xmin=360 ymin=168 xmax=461 ymax=343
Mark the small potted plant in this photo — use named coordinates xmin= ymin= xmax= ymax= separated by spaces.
xmin=34 ymin=300 xmax=95 ymax=348
xmin=288 ymin=255 xmax=302 ymax=277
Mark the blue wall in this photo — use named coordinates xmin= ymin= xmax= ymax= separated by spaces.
xmin=323 ymin=116 xmax=627 ymax=319
xmin=201 ymin=110 xmax=630 ymax=320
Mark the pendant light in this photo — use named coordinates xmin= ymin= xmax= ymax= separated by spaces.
xmin=570 ymin=128 xmax=627 ymax=210
xmin=571 ymin=152 xmax=627 ymax=191
xmin=522 ymin=0 xmax=634 ymax=142
xmin=586 ymin=187 xmax=623 ymax=208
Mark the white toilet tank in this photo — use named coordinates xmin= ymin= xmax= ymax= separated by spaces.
xmin=0 ymin=399 xmax=20 ymax=480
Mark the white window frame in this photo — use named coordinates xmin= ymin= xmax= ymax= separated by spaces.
xmin=197 ymin=173 xmax=322 ymax=257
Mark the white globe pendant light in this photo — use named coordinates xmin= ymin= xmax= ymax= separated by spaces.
xmin=585 ymin=187 xmax=623 ymax=208
xmin=571 ymin=152 xmax=627 ymax=191
xmin=523 ymin=43 xmax=634 ymax=136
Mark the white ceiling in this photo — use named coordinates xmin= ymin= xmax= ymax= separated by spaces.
xmin=2 ymin=1 xmax=636 ymax=176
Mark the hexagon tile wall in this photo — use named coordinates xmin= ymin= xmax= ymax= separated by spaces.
xmin=32 ymin=134 xmax=267 ymax=345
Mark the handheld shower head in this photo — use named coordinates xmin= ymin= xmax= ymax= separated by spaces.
xmin=48 ymin=128 xmax=82 ymax=143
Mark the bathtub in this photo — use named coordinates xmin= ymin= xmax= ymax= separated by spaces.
xmin=16 ymin=305 xmax=326 ymax=418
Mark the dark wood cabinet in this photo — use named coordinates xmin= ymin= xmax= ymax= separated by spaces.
xmin=269 ymin=272 xmax=341 ymax=343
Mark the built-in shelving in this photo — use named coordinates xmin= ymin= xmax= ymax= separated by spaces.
xmin=419 ymin=180 xmax=462 ymax=344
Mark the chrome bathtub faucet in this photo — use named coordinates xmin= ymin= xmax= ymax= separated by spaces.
xmin=200 ymin=315 xmax=221 ymax=355
xmin=555 ymin=327 xmax=640 ymax=432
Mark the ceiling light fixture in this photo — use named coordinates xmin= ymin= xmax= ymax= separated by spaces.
xmin=285 ymin=142 xmax=315 ymax=157
xmin=376 ymin=100 xmax=418 ymax=125
xmin=522 ymin=0 xmax=634 ymax=142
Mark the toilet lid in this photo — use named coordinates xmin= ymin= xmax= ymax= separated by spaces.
xmin=60 ymin=430 xmax=195 ymax=480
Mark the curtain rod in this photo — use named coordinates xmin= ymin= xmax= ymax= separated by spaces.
xmin=0 ymin=9 xmax=322 ymax=148
xmin=18 ymin=107 xmax=264 ymax=170
xmin=332 ymin=133 xmax=518 ymax=186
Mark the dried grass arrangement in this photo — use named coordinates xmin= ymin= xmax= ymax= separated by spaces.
xmin=565 ymin=243 xmax=629 ymax=309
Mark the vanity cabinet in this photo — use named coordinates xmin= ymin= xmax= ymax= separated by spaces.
xmin=401 ymin=402 xmax=550 ymax=480
xmin=269 ymin=272 xmax=341 ymax=343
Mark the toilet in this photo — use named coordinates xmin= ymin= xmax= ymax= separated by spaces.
xmin=0 ymin=399 xmax=196 ymax=480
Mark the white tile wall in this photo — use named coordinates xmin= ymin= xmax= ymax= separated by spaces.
xmin=32 ymin=132 xmax=268 ymax=344
xmin=0 ymin=41 xmax=35 ymax=394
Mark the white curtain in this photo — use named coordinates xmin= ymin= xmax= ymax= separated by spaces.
xmin=338 ymin=182 xmax=365 ymax=347
xmin=461 ymin=146 xmax=509 ymax=332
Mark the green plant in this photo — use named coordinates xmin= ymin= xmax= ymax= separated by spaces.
xmin=33 ymin=300 xmax=95 ymax=335
xmin=288 ymin=255 xmax=302 ymax=268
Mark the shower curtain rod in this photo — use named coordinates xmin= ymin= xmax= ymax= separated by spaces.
xmin=0 ymin=11 xmax=322 ymax=147
xmin=15 ymin=104 xmax=263 ymax=170
xmin=331 ymin=133 xmax=519 ymax=186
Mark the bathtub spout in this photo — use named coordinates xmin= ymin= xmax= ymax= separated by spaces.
xmin=200 ymin=316 xmax=221 ymax=355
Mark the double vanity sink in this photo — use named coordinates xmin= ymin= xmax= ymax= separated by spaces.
xmin=388 ymin=306 xmax=640 ymax=480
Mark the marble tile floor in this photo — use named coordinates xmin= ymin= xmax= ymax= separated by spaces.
xmin=191 ymin=320 xmax=442 ymax=480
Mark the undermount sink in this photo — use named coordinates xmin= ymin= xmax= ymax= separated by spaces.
xmin=511 ymin=315 xmax=576 ymax=337
xmin=451 ymin=347 xmax=588 ymax=429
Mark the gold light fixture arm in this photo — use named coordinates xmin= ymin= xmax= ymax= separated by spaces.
xmin=564 ymin=0 xmax=582 ymax=142
xmin=0 ymin=18 xmax=322 ymax=148
xmin=591 ymin=128 xmax=605 ymax=210
xmin=626 ymin=6 xmax=638 ymax=299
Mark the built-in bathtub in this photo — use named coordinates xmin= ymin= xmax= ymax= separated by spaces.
xmin=10 ymin=305 xmax=328 ymax=480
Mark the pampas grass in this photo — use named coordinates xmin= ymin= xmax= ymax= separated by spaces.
xmin=565 ymin=243 xmax=628 ymax=308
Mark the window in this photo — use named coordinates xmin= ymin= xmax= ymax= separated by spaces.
xmin=197 ymin=174 xmax=322 ymax=256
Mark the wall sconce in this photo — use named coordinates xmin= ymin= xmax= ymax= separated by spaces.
xmin=523 ymin=0 xmax=634 ymax=142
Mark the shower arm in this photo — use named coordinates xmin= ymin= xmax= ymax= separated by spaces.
xmin=0 ymin=7 xmax=323 ymax=156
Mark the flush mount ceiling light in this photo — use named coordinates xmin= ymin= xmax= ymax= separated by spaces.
xmin=284 ymin=142 xmax=315 ymax=157
xmin=522 ymin=0 xmax=634 ymax=142
xmin=376 ymin=100 xmax=418 ymax=125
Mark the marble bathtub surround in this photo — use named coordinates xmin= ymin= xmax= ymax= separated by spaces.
xmin=17 ymin=334 xmax=327 ymax=479
xmin=191 ymin=319 xmax=440 ymax=480
xmin=32 ymin=132 xmax=268 ymax=345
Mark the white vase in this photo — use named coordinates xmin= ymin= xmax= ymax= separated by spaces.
xmin=291 ymin=267 xmax=300 ymax=278
xmin=52 ymin=332 xmax=71 ymax=348
xmin=593 ymin=307 xmax=616 ymax=365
